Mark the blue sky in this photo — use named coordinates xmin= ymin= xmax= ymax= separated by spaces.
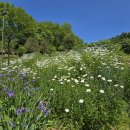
xmin=2 ymin=0 xmax=130 ymax=43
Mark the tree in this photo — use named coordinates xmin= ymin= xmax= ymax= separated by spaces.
xmin=0 ymin=2 xmax=84 ymax=57
xmin=25 ymin=37 xmax=40 ymax=53
xmin=121 ymin=39 xmax=130 ymax=54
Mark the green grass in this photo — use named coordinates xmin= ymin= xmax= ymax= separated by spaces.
xmin=0 ymin=48 xmax=130 ymax=130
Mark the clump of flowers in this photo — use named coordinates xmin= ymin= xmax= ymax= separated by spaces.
xmin=16 ymin=107 xmax=29 ymax=115
xmin=38 ymin=101 xmax=50 ymax=117
xmin=6 ymin=91 xmax=15 ymax=98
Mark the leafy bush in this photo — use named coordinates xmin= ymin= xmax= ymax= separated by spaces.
xmin=25 ymin=37 xmax=40 ymax=53
xmin=58 ymin=45 xmax=65 ymax=51
xmin=47 ymin=45 xmax=56 ymax=54
xmin=121 ymin=40 xmax=130 ymax=54
xmin=18 ymin=45 xmax=27 ymax=56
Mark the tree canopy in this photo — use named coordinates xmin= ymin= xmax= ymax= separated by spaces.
xmin=0 ymin=2 xmax=84 ymax=56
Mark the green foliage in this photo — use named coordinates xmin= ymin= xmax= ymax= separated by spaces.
xmin=39 ymin=39 xmax=49 ymax=54
xmin=18 ymin=45 xmax=27 ymax=56
xmin=0 ymin=67 xmax=50 ymax=129
xmin=121 ymin=39 xmax=130 ymax=54
xmin=47 ymin=45 xmax=56 ymax=54
xmin=0 ymin=2 xmax=84 ymax=55
xmin=25 ymin=37 xmax=39 ymax=53
xmin=58 ymin=45 xmax=65 ymax=51
xmin=1 ymin=49 xmax=130 ymax=129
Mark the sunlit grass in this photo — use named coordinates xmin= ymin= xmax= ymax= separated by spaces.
xmin=0 ymin=47 xmax=130 ymax=129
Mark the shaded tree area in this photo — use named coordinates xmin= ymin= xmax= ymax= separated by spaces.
xmin=0 ymin=2 xmax=84 ymax=56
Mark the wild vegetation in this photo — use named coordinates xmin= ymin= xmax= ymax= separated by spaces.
xmin=0 ymin=46 xmax=130 ymax=129
xmin=87 ymin=32 xmax=130 ymax=54
xmin=0 ymin=2 xmax=84 ymax=56
xmin=0 ymin=1 xmax=130 ymax=130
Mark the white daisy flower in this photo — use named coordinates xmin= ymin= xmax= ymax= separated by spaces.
xmin=79 ymin=99 xmax=84 ymax=103
xmin=54 ymin=75 xmax=57 ymax=78
xmin=120 ymin=86 xmax=124 ymax=89
xmin=65 ymin=109 xmax=69 ymax=113
xmin=60 ymin=82 xmax=64 ymax=85
xmin=102 ymin=77 xmax=106 ymax=81
xmin=107 ymin=79 xmax=112 ymax=82
xmin=90 ymin=76 xmax=94 ymax=79
xmin=85 ymin=84 xmax=90 ymax=87
xmin=98 ymin=75 xmax=102 ymax=78
xmin=67 ymin=79 xmax=70 ymax=82
xmin=114 ymin=84 xmax=119 ymax=87
xmin=86 ymin=89 xmax=91 ymax=92
xmin=81 ymin=79 xmax=85 ymax=83
xmin=74 ymin=79 xmax=79 ymax=83
xmin=99 ymin=90 xmax=105 ymax=93
xmin=71 ymin=85 xmax=74 ymax=88
xmin=80 ymin=68 xmax=83 ymax=71
xmin=50 ymin=88 xmax=54 ymax=91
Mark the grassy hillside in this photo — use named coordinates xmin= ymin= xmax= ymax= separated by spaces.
xmin=0 ymin=43 xmax=130 ymax=129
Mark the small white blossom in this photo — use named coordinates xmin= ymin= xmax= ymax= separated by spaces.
xmin=98 ymin=75 xmax=102 ymax=78
xmin=33 ymin=77 xmax=36 ymax=79
xmin=82 ymin=74 xmax=87 ymax=77
xmin=120 ymin=86 xmax=124 ymax=89
xmin=85 ymin=84 xmax=90 ymax=87
xmin=67 ymin=79 xmax=70 ymax=82
xmin=71 ymin=85 xmax=74 ymax=88
xmin=65 ymin=109 xmax=69 ymax=113
xmin=90 ymin=76 xmax=94 ymax=79
xmin=74 ymin=79 xmax=79 ymax=83
xmin=99 ymin=90 xmax=105 ymax=93
xmin=102 ymin=77 xmax=106 ymax=81
xmin=60 ymin=82 xmax=64 ymax=85
xmin=80 ymin=68 xmax=83 ymax=71
xmin=79 ymin=99 xmax=84 ymax=103
xmin=54 ymin=75 xmax=57 ymax=78
xmin=121 ymin=67 xmax=124 ymax=70
xmin=86 ymin=89 xmax=91 ymax=92
xmin=81 ymin=79 xmax=85 ymax=83
xmin=107 ymin=79 xmax=112 ymax=82
xmin=50 ymin=88 xmax=54 ymax=91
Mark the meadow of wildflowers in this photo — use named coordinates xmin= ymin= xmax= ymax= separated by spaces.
xmin=0 ymin=47 xmax=130 ymax=129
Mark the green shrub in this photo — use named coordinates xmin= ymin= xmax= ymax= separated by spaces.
xmin=121 ymin=39 xmax=130 ymax=54
xmin=58 ymin=45 xmax=65 ymax=51
xmin=47 ymin=45 xmax=56 ymax=54
xmin=25 ymin=37 xmax=40 ymax=53
xmin=18 ymin=45 xmax=27 ymax=56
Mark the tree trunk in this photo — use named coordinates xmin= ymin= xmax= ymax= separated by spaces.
xmin=8 ymin=41 xmax=10 ymax=66
xmin=1 ymin=16 xmax=5 ymax=66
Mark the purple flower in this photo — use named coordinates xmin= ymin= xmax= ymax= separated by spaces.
xmin=7 ymin=91 xmax=14 ymax=97
xmin=0 ymin=73 xmax=3 ymax=76
xmin=45 ymin=109 xmax=49 ymax=117
xmin=32 ymin=79 xmax=37 ymax=83
xmin=3 ymin=87 xmax=7 ymax=92
xmin=15 ymin=107 xmax=28 ymax=115
xmin=38 ymin=101 xmax=50 ymax=116
xmin=32 ymin=87 xmax=38 ymax=91
xmin=38 ymin=102 xmax=45 ymax=111
xmin=16 ymin=108 xmax=23 ymax=115
xmin=10 ymin=122 xmax=15 ymax=128
xmin=8 ymin=78 xmax=15 ymax=82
